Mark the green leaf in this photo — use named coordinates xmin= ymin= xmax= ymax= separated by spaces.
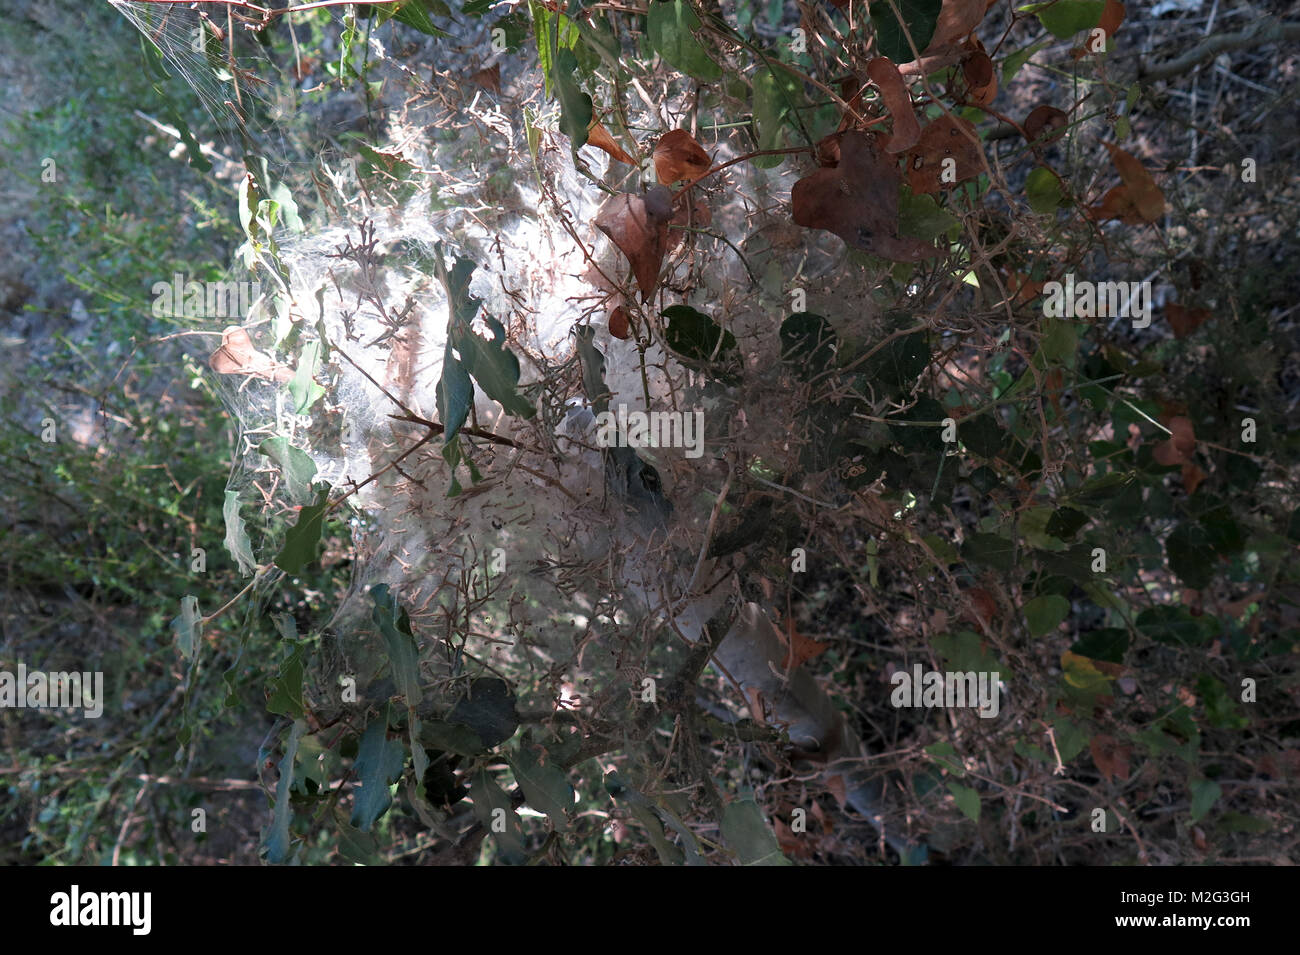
xmin=257 ymin=437 xmax=318 ymax=505
xmin=420 ymin=719 xmax=488 ymax=757
xmin=1197 ymin=674 xmax=1249 ymax=730
xmin=388 ymin=0 xmax=452 ymax=37
xmin=509 ymin=743 xmax=574 ymax=832
xmin=1022 ymin=0 xmax=1105 ymax=40
xmin=1026 ymin=166 xmax=1064 ymax=214
xmin=453 ymin=313 xmax=537 ymax=421
xmin=1137 ymin=605 xmax=1216 ymax=646
xmin=470 ymin=769 xmax=526 ymax=864
xmin=222 ymin=490 xmax=257 ymax=576
xmin=662 ymin=304 xmax=737 ymax=361
xmin=1189 ymin=777 xmax=1221 ymax=822
xmin=531 ymin=1 xmax=582 ymax=98
xmin=1041 ymin=317 xmax=1081 ymax=366
xmin=447 ymin=677 xmax=520 ymax=748
xmin=266 ymin=643 xmax=307 ymax=718
xmin=438 ymin=346 xmax=473 ymax=445
xmin=261 ymin=719 xmax=306 ymax=863
xmin=354 ymin=142 xmax=420 ymax=204
xmin=958 ymin=414 xmax=1006 ymax=457
xmin=720 ymin=796 xmax=793 ymax=865
xmin=274 ymin=487 xmax=329 ymax=575
xmin=962 ymin=532 xmax=1016 ymax=573
xmin=1046 ymin=506 xmax=1089 ymax=540
xmin=605 ymin=772 xmax=698 ymax=865
xmin=370 ymin=584 xmax=423 ymax=706
xmin=898 ymin=193 xmax=960 ymax=241
xmin=1002 ymin=39 xmax=1049 ymax=83
xmin=334 ymin=808 xmax=381 ymax=865
xmin=288 ymin=339 xmax=326 ymax=415
xmin=1051 ymin=717 xmax=1088 ymax=762
xmin=1072 ymin=470 xmax=1135 ymax=507
xmin=931 ymin=630 xmax=1001 ymax=674
xmin=862 ymin=329 xmax=931 ymax=390
xmin=553 ymin=47 xmax=593 ymax=149
xmin=351 ymin=708 xmax=407 ymax=831
xmin=1020 ymin=506 xmax=1067 ymax=551
xmin=1166 ymin=521 xmax=1216 ymax=590
xmin=1070 ymin=628 xmax=1128 ymax=663
xmin=647 ymin=0 xmax=722 ymax=81
xmin=925 ymin=740 xmax=965 ymax=776
xmin=870 ymin=0 xmax=941 ymax=63
xmin=171 ymin=595 xmax=201 ymax=660
xmin=1023 ymin=594 xmax=1070 ymax=637
xmin=751 ymin=66 xmax=802 ymax=168
xmin=947 ymin=781 xmax=981 ymax=822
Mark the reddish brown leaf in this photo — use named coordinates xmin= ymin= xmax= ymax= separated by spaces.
xmin=1005 ymin=269 xmax=1047 ymax=306
xmin=774 ymin=817 xmax=816 ymax=857
xmin=792 ymin=130 xmax=940 ymax=261
xmin=1044 ymin=367 xmax=1065 ymax=418
xmin=469 ymin=63 xmax=500 ymax=94
xmin=814 ymin=132 xmax=843 ymax=166
xmin=964 ymin=587 xmax=998 ymax=627
xmin=594 ymin=193 xmax=671 ymax=303
xmin=1152 ymin=415 xmax=1196 ymax=467
xmin=1101 ymin=143 xmax=1165 ymax=222
xmin=1088 ymin=184 xmax=1143 ymax=224
xmin=1165 ymin=303 xmax=1213 ymax=339
xmin=776 ymin=613 xmax=830 ymax=670
xmin=608 ymin=306 xmax=630 ymax=340
xmin=824 ymin=773 xmax=848 ymax=809
xmin=653 ymin=129 xmax=711 ymax=186
xmin=209 ymin=326 xmax=293 ymax=383
xmin=960 ymin=50 xmax=997 ymax=106
xmin=867 ymin=56 xmax=920 ymax=153
xmin=1098 ymin=0 xmax=1126 ymax=42
xmin=1181 ymin=462 xmax=1207 ymax=496
xmin=586 ymin=119 xmax=635 ymax=166
xmin=1023 ymin=105 xmax=1068 ymax=146
xmin=905 ymin=114 xmax=984 ymax=194
xmin=926 ymin=0 xmax=991 ymax=54
xmin=1090 ymin=733 xmax=1132 ymax=783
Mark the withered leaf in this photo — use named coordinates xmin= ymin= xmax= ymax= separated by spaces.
xmin=595 ymin=193 xmax=670 ymax=303
xmin=775 ymin=613 xmax=830 ymax=670
xmin=926 ymin=0 xmax=991 ymax=54
xmin=906 ymin=114 xmax=984 ymax=194
xmin=653 ymin=128 xmax=711 ymax=185
xmin=1024 ymin=105 xmax=1068 ymax=146
xmin=469 ymin=63 xmax=500 ymax=94
xmin=960 ymin=49 xmax=997 ymax=106
xmin=1098 ymin=0 xmax=1126 ymax=42
xmin=867 ymin=56 xmax=920 ymax=153
xmin=1089 ymin=733 xmax=1132 ymax=783
xmin=1152 ymin=415 xmax=1196 ymax=467
xmin=586 ymin=119 xmax=636 ymax=166
xmin=1089 ymin=143 xmax=1164 ymax=223
xmin=1165 ymin=303 xmax=1212 ymax=339
xmin=608 ymin=305 xmax=630 ymax=340
xmin=210 ymin=326 xmax=293 ymax=383
xmin=791 ymin=129 xmax=939 ymax=261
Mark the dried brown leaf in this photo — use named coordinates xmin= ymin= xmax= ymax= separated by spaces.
xmin=209 ymin=326 xmax=293 ymax=383
xmin=586 ymin=119 xmax=636 ymax=166
xmin=867 ymin=56 xmax=920 ymax=153
xmin=653 ymin=129 xmax=711 ymax=185
xmin=905 ymin=114 xmax=984 ymax=194
xmin=792 ymin=130 xmax=939 ymax=261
